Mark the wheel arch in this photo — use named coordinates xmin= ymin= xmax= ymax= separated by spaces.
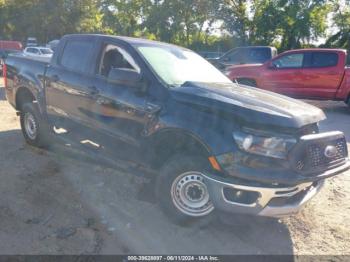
xmin=146 ymin=128 xmax=213 ymax=170
xmin=15 ymin=86 xmax=37 ymax=111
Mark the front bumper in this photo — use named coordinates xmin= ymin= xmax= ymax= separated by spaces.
xmin=203 ymin=174 xmax=325 ymax=217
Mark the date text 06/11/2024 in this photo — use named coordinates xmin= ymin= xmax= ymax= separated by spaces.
xmin=127 ymin=256 xmax=220 ymax=261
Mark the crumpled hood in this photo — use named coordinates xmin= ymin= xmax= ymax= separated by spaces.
xmin=170 ymin=82 xmax=326 ymax=129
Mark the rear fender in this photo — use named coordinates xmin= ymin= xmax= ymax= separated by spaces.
xmin=335 ymin=69 xmax=350 ymax=101
xmin=15 ymin=70 xmax=46 ymax=115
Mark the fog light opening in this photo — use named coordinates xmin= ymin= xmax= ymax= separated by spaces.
xmin=223 ymin=188 xmax=260 ymax=205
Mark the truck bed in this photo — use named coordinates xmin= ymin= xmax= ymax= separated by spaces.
xmin=5 ymin=54 xmax=49 ymax=108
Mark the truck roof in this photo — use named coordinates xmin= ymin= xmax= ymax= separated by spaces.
xmin=62 ymin=34 xmax=188 ymax=49
xmin=282 ymin=48 xmax=347 ymax=54
xmin=63 ymin=34 xmax=182 ymax=46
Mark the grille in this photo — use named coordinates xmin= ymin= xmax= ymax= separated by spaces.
xmin=294 ymin=137 xmax=347 ymax=174
xmin=308 ymin=139 xmax=346 ymax=167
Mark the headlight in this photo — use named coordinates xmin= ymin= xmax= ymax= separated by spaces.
xmin=233 ymin=131 xmax=296 ymax=159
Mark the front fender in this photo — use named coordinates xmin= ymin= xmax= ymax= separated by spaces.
xmin=146 ymin=108 xmax=237 ymax=156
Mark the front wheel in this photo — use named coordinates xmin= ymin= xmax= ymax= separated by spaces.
xmin=155 ymin=155 xmax=215 ymax=225
xmin=20 ymin=103 xmax=50 ymax=148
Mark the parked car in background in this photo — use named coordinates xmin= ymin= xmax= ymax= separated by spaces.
xmin=23 ymin=46 xmax=53 ymax=61
xmin=0 ymin=49 xmax=22 ymax=75
xmin=4 ymin=34 xmax=350 ymax=224
xmin=26 ymin=37 xmax=38 ymax=47
xmin=0 ymin=41 xmax=23 ymax=76
xmin=225 ymin=48 xmax=350 ymax=107
xmin=209 ymin=46 xmax=277 ymax=71
xmin=0 ymin=40 xmax=23 ymax=51
xmin=198 ymin=51 xmax=224 ymax=60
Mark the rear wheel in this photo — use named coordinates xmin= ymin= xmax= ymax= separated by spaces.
xmin=155 ymin=154 xmax=215 ymax=225
xmin=20 ymin=103 xmax=50 ymax=148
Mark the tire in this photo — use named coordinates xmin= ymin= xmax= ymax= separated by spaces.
xmin=155 ymin=154 xmax=215 ymax=225
xmin=20 ymin=102 xmax=50 ymax=148
xmin=237 ymin=78 xmax=257 ymax=87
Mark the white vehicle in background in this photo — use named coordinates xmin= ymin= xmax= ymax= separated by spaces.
xmin=23 ymin=47 xmax=53 ymax=61
xmin=26 ymin=37 xmax=38 ymax=47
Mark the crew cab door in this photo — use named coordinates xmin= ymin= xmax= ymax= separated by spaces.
xmin=300 ymin=51 xmax=344 ymax=99
xmin=86 ymin=41 xmax=155 ymax=146
xmin=259 ymin=52 xmax=305 ymax=97
xmin=45 ymin=36 xmax=99 ymax=130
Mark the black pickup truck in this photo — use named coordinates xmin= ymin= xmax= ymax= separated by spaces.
xmin=4 ymin=34 xmax=350 ymax=224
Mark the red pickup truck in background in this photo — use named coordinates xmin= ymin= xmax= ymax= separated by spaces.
xmin=225 ymin=49 xmax=350 ymax=106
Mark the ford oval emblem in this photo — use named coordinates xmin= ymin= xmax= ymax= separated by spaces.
xmin=324 ymin=145 xmax=338 ymax=159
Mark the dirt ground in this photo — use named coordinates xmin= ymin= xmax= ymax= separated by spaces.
xmin=0 ymin=78 xmax=350 ymax=255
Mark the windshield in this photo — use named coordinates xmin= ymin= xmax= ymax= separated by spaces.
xmin=39 ymin=48 xmax=53 ymax=54
xmin=136 ymin=45 xmax=231 ymax=86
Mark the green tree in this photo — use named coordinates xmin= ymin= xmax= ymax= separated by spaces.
xmin=218 ymin=0 xmax=331 ymax=50
xmin=325 ymin=0 xmax=350 ymax=50
xmin=249 ymin=0 xmax=283 ymax=45
xmin=1 ymin=0 xmax=103 ymax=43
xmin=142 ymin=0 xmax=218 ymax=47
xmin=219 ymin=0 xmax=250 ymax=45
xmin=0 ymin=0 xmax=338 ymax=52
xmin=100 ymin=0 xmax=152 ymax=37
xmin=277 ymin=0 xmax=331 ymax=50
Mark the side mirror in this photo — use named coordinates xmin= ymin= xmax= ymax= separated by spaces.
xmin=107 ymin=68 xmax=142 ymax=87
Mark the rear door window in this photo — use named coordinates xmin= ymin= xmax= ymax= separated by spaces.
xmin=60 ymin=40 xmax=94 ymax=73
xmin=309 ymin=52 xmax=339 ymax=68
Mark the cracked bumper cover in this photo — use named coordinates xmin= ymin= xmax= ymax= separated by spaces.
xmin=202 ymin=160 xmax=350 ymax=217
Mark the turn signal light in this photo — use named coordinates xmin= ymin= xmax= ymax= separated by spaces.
xmin=208 ymin=156 xmax=222 ymax=172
